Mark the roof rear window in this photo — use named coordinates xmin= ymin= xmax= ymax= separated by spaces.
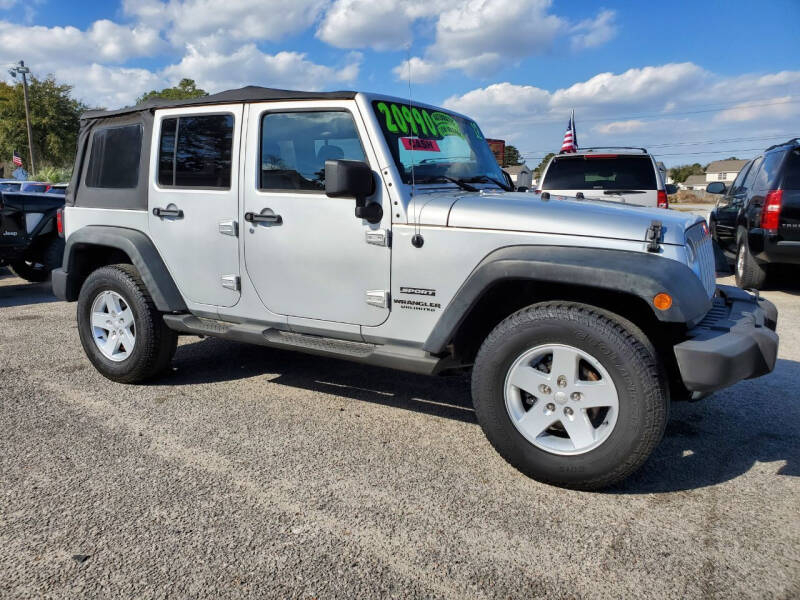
xmin=543 ymin=155 xmax=656 ymax=190
xmin=85 ymin=124 xmax=142 ymax=189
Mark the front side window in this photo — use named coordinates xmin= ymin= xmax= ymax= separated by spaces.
xmin=86 ymin=124 xmax=142 ymax=188
xmin=728 ymin=161 xmax=752 ymax=196
xmin=543 ymin=155 xmax=656 ymax=190
xmin=158 ymin=114 xmax=234 ymax=188
xmin=741 ymin=157 xmax=763 ymax=193
xmin=260 ymin=111 xmax=366 ymax=191
xmin=372 ymin=101 xmax=505 ymax=186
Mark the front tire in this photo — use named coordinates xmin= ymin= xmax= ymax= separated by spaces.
xmin=471 ymin=302 xmax=668 ymax=490
xmin=77 ymin=264 xmax=177 ymax=383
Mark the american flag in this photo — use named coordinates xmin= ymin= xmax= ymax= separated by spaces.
xmin=12 ymin=151 xmax=22 ymax=167
xmin=560 ymin=110 xmax=578 ymax=153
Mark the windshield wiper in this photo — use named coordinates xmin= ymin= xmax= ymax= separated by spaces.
xmin=416 ymin=175 xmax=479 ymax=192
xmin=465 ymin=174 xmax=514 ymax=192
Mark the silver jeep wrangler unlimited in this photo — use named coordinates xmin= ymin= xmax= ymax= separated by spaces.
xmin=54 ymin=86 xmax=779 ymax=489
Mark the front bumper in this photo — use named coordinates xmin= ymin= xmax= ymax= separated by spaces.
xmin=673 ymin=285 xmax=778 ymax=394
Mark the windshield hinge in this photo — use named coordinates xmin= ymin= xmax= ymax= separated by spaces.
xmin=646 ymin=220 xmax=663 ymax=252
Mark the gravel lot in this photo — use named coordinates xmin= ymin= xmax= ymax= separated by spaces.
xmin=1 ymin=267 xmax=798 ymax=599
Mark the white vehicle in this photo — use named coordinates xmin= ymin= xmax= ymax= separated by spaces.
xmin=54 ymin=87 xmax=778 ymax=490
xmin=538 ymin=147 xmax=670 ymax=208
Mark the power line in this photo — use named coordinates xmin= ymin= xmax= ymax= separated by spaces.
xmin=520 ymin=134 xmax=795 ymax=154
xmin=503 ymin=97 xmax=799 ymax=128
xmin=520 ymin=147 xmax=769 ymax=161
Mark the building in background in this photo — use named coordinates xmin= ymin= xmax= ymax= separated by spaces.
xmin=705 ymin=159 xmax=749 ymax=183
xmin=504 ymin=165 xmax=533 ymax=190
xmin=681 ymin=174 xmax=708 ymax=191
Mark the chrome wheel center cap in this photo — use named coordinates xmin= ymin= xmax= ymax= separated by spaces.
xmin=554 ymin=391 xmax=568 ymax=405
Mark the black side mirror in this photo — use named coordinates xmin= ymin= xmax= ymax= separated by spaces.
xmin=706 ymin=182 xmax=726 ymax=194
xmin=325 ymin=159 xmax=381 ymax=224
xmin=665 ymin=184 xmax=678 ymax=195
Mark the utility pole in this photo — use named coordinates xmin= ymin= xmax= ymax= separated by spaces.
xmin=8 ymin=60 xmax=35 ymax=177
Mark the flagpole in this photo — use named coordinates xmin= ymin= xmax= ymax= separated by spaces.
xmin=9 ymin=60 xmax=35 ymax=177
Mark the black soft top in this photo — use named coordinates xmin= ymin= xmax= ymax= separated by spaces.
xmin=81 ymin=85 xmax=358 ymax=120
xmin=68 ymin=86 xmax=358 ymax=209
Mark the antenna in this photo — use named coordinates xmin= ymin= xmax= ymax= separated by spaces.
xmin=406 ymin=46 xmax=424 ymax=249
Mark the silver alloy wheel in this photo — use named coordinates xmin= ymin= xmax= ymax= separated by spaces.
xmin=90 ymin=290 xmax=136 ymax=362
xmin=737 ymin=244 xmax=745 ymax=278
xmin=504 ymin=343 xmax=619 ymax=455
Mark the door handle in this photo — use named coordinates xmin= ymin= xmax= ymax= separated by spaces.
xmin=245 ymin=210 xmax=282 ymax=225
xmin=153 ymin=207 xmax=184 ymax=219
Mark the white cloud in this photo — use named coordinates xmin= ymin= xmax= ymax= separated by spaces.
xmin=388 ymin=1 xmax=616 ymax=81
xmin=0 ymin=20 xmax=165 ymax=69
xmin=391 ymin=57 xmax=442 ymax=85
xmin=715 ymin=96 xmax=800 ymax=123
xmin=163 ymin=44 xmax=360 ymax=93
xmin=0 ymin=0 xmax=17 ymax=9
xmin=443 ymin=64 xmax=800 ymax=165
xmin=550 ymin=63 xmax=708 ymax=109
xmin=593 ymin=119 xmax=647 ymax=134
xmin=317 ymin=0 xmax=448 ymax=51
xmin=56 ymin=64 xmax=166 ymax=108
xmin=569 ymin=9 xmax=617 ymax=51
xmin=125 ymin=0 xmax=329 ymax=51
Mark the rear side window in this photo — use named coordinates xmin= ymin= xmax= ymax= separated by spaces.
xmin=754 ymin=150 xmax=786 ymax=191
xmin=542 ymin=156 xmax=656 ymax=190
xmin=782 ymin=149 xmax=800 ymax=189
xmin=85 ymin=124 xmax=142 ymax=188
xmin=260 ymin=111 xmax=366 ymax=191
xmin=158 ymin=114 xmax=234 ymax=188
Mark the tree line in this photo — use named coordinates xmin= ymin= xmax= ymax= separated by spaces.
xmin=0 ymin=76 xmax=207 ymax=178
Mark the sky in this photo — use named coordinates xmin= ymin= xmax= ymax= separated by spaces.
xmin=0 ymin=0 xmax=798 ymax=168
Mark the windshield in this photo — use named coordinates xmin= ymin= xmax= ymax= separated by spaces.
xmin=372 ymin=100 xmax=505 ymax=186
xmin=543 ymin=155 xmax=656 ymax=190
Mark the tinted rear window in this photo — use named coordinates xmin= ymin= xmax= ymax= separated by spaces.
xmin=158 ymin=114 xmax=233 ymax=188
xmin=781 ymin=148 xmax=800 ymax=189
xmin=755 ymin=150 xmax=787 ymax=191
xmin=543 ymin=156 xmax=656 ymax=190
xmin=86 ymin=124 xmax=142 ymax=188
xmin=1 ymin=182 xmax=21 ymax=191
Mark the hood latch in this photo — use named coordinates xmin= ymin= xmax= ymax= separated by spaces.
xmin=646 ymin=220 xmax=663 ymax=252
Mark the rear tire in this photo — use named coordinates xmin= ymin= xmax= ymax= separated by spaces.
xmin=735 ymin=239 xmax=767 ymax=290
xmin=9 ymin=236 xmax=64 ymax=283
xmin=471 ymin=302 xmax=668 ymax=490
xmin=77 ymin=264 xmax=177 ymax=383
xmin=10 ymin=259 xmax=49 ymax=283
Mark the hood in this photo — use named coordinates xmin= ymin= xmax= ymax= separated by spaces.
xmin=416 ymin=190 xmax=701 ymax=245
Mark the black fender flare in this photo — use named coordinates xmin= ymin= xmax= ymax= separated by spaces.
xmin=53 ymin=225 xmax=187 ymax=312
xmin=423 ymin=245 xmax=712 ymax=354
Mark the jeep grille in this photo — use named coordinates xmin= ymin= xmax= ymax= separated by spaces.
xmin=686 ymin=222 xmax=715 ymax=298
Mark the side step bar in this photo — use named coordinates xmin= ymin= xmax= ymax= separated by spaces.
xmin=162 ymin=314 xmax=448 ymax=375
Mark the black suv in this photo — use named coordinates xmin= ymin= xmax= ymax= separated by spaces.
xmin=0 ymin=190 xmax=65 ymax=282
xmin=708 ymin=138 xmax=800 ymax=289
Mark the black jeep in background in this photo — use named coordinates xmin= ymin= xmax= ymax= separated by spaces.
xmin=0 ymin=190 xmax=65 ymax=282
xmin=708 ymin=138 xmax=800 ymax=289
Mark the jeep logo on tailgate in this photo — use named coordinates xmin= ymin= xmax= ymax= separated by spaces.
xmin=400 ymin=287 xmax=436 ymax=296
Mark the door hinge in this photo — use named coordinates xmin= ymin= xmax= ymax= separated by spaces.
xmin=366 ymin=229 xmax=391 ymax=247
xmin=365 ymin=289 xmax=390 ymax=308
xmin=221 ymin=275 xmax=240 ymax=291
xmin=219 ymin=220 xmax=238 ymax=237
